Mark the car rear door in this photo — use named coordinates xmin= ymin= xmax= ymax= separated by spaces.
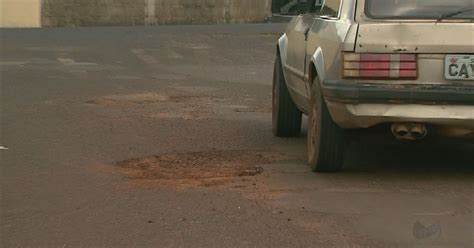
xmin=305 ymin=0 xmax=352 ymax=85
xmin=284 ymin=12 xmax=318 ymax=105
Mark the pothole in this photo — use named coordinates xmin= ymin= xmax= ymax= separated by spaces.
xmin=169 ymin=85 xmax=218 ymax=94
xmin=87 ymin=92 xmax=228 ymax=120
xmin=111 ymin=150 xmax=290 ymax=188
xmin=86 ymin=93 xmax=170 ymax=106
xmin=144 ymin=112 xmax=194 ymax=120
xmin=86 ymin=91 xmax=268 ymax=120
xmin=234 ymin=106 xmax=272 ymax=113
xmin=86 ymin=93 xmax=222 ymax=106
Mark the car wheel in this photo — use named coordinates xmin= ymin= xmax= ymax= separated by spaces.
xmin=272 ymin=56 xmax=302 ymax=137
xmin=307 ymin=76 xmax=345 ymax=172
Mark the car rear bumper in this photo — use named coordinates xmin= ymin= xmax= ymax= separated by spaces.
xmin=322 ymin=80 xmax=474 ymax=138
xmin=322 ymin=80 xmax=474 ymax=104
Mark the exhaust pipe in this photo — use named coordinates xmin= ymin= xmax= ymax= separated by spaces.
xmin=391 ymin=123 xmax=427 ymax=141
xmin=410 ymin=124 xmax=428 ymax=140
xmin=391 ymin=123 xmax=410 ymax=139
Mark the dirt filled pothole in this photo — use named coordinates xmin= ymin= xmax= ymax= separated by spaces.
xmin=85 ymin=93 xmax=171 ymax=106
xmin=112 ymin=150 xmax=289 ymax=188
xmin=85 ymin=92 xmax=226 ymax=120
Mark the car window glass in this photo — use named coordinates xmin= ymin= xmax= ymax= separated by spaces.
xmin=320 ymin=0 xmax=341 ymax=17
xmin=366 ymin=0 xmax=474 ymax=19
xmin=298 ymin=0 xmax=323 ymax=14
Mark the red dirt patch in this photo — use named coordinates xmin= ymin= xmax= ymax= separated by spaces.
xmin=112 ymin=150 xmax=289 ymax=189
xmin=86 ymin=93 xmax=170 ymax=106
xmin=234 ymin=106 xmax=272 ymax=113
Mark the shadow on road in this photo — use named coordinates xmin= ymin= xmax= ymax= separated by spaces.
xmin=344 ymin=141 xmax=474 ymax=174
xmin=294 ymin=123 xmax=473 ymax=175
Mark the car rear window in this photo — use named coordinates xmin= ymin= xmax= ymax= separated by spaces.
xmin=366 ymin=0 xmax=474 ymax=20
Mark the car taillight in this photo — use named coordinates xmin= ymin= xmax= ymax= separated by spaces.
xmin=343 ymin=53 xmax=417 ymax=79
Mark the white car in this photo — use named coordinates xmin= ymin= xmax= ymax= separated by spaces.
xmin=273 ymin=0 xmax=474 ymax=172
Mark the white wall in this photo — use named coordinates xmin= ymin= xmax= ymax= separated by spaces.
xmin=0 ymin=0 xmax=40 ymax=27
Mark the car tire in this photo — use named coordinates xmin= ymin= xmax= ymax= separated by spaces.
xmin=307 ymin=76 xmax=345 ymax=172
xmin=272 ymin=56 xmax=302 ymax=137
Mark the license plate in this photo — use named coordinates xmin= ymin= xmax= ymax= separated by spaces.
xmin=445 ymin=55 xmax=474 ymax=81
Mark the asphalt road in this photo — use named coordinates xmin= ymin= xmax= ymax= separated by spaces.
xmin=1 ymin=24 xmax=473 ymax=248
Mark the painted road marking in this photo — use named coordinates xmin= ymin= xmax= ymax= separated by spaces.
xmin=57 ymin=58 xmax=98 ymax=66
xmin=131 ymin=49 xmax=160 ymax=67
xmin=0 ymin=146 xmax=9 ymax=150
xmin=0 ymin=61 xmax=29 ymax=66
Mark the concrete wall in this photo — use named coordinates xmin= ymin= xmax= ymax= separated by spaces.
xmin=41 ymin=0 xmax=146 ymax=27
xmin=0 ymin=0 xmax=272 ymax=27
xmin=153 ymin=0 xmax=272 ymax=25
xmin=41 ymin=0 xmax=272 ymax=27
xmin=0 ymin=0 xmax=41 ymax=27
